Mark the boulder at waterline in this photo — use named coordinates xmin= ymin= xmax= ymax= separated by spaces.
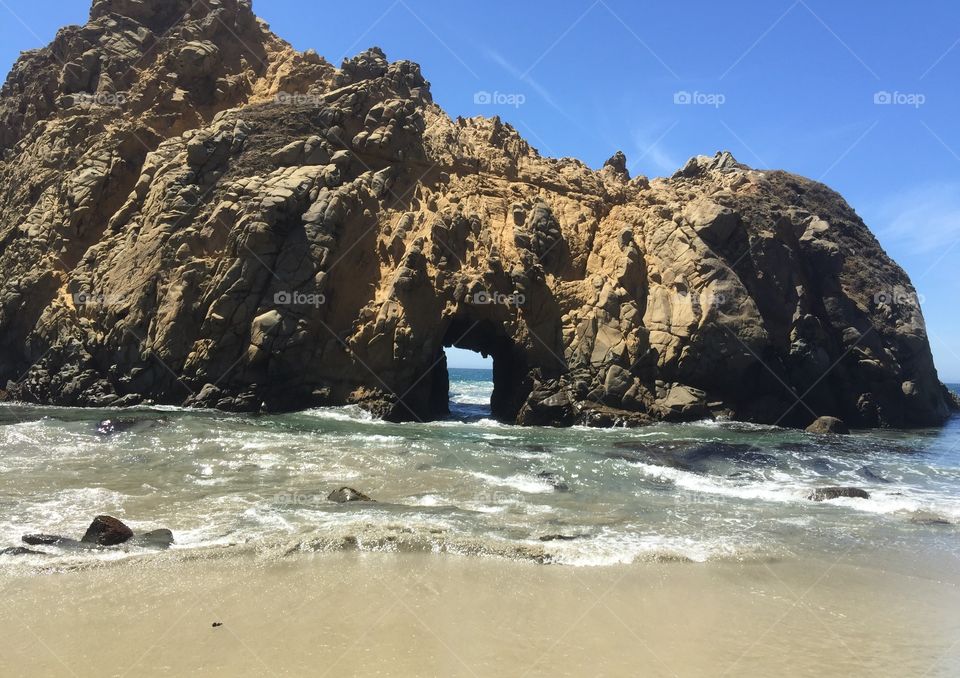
xmin=81 ymin=515 xmax=135 ymax=546
xmin=328 ymin=487 xmax=374 ymax=503
xmin=806 ymin=416 xmax=850 ymax=435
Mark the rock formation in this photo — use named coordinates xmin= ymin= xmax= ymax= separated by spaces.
xmin=0 ymin=0 xmax=955 ymax=428
xmin=21 ymin=515 xmax=172 ymax=549
xmin=805 ymin=415 xmax=850 ymax=435
xmin=81 ymin=514 xmax=134 ymax=546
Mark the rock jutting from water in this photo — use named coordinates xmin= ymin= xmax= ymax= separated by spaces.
xmin=808 ymin=487 xmax=871 ymax=502
xmin=328 ymin=487 xmax=374 ymax=503
xmin=805 ymin=416 xmax=850 ymax=435
xmin=21 ymin=515 xmax=173 ymax=550
xmin=0 ymin=0 xmax=956 ymax=429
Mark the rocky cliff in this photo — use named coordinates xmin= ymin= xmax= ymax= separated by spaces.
xmin=0 ymin=0 xmax=955 ymax=428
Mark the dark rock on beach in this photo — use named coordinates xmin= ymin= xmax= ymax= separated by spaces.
xmin=328 ymin=487 xmax=374 ymax=503
xmin=22 ymin=516 xmax=173 ymax=550
xmin=808 ymin=487 xmax=870 ymax=501
xmin=81 ymin=515 xmax=134 ymax=546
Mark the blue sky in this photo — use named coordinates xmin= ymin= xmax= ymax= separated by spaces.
xmin=1 ymin=1 xmax=957 ymax=377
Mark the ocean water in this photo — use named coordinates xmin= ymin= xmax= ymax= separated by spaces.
xmin=0 ymin=372 xmax=957 ymax=571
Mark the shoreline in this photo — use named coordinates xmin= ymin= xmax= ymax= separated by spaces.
xmin=2 ymin=549 xmax=959 ymax=677
xmin=2 ymin=397 xmax=958 ymax=432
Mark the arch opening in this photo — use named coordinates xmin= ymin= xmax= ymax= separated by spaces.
xmin=444 ymin=347 xmax=493 ymax=420
xmin=426 ymin=317 xmax=530 ymax=423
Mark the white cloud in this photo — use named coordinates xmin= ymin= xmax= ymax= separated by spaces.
xmin=630 ymin=124 xmax=682 ymax=176
xmin=483 ymin=49 xmax=563 ymax=111
xmin=481 ymin=47 xmax=605 ymax=159
xmin=875 ymin=182 xmax=960 ymax=255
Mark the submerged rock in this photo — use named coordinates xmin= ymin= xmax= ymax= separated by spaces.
xmin=810 ymin=457 xmax=835 ymax=475
xmin=328 ymin=487 xmax=374 ymax=503
xmin=535 ymin=471 xmax=570 ymax=492
xmin=808 ymin=487 xmax=870 ymax=501
xmin=538 ymin=534 xmax=588 ymax=542
xmin=858 ymin=466 xmax=891 ymax=483
xmin=21 ymin=534 xmax=66 ymax=546
xmin=682 ymin=443 xmax=775 ymax=469
xmin=607 ymin=440 xmax=772 ymax=474
xmin=907 ymin=511 xmax=952 ymax=526
xmin=96 ymin=418 xmax=166 ymax=436
xmin=129 ymin=529 xmax=175 ymax=549
xmin=805 ymin=417 xmax=850 ymax=435
xmin=21 ymin=535 xmax=98 ymax=550
xmin=0 ymin=546 xmax=44 ymax=556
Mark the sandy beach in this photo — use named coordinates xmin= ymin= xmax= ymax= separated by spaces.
xmin=2 ymin=548 xmax=958 ymax=677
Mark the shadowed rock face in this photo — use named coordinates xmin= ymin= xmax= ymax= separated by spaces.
xmin=0 ymin=1 xmax=955 ymax=428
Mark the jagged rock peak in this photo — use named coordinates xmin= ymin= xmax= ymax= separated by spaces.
xmin=673 ymin=150 xmax=747 ymax=179
xmin=338 ymin=46 xmax=389 ymax=82
xmin=90 ymin=0 xmax=252 ymax=30
xmin=334 ymin=46 xmax=431 ymax=99
xmin=602 ymin=150 xmax=630 ymax=180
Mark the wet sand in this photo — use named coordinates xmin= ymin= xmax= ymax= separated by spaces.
xmin=2 ymin=549 xmax=958 ymax=677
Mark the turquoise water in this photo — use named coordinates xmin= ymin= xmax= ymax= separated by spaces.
xmin=447 ymin=367 xmax=494 ymax=420
xmin=0 ymin=377 xmax=957 ymax=569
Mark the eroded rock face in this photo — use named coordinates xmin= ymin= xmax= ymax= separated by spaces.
xmin=0 ymin=1 xmax=955 ymax=429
